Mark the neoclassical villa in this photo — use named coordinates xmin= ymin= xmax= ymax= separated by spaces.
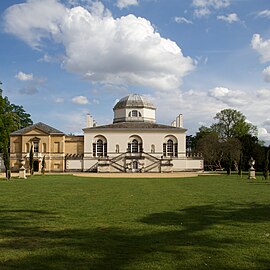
xmin=9 ymin=94 xmax=203 ymax=173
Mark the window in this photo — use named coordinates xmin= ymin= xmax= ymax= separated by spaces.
xmin=163 ymin=139 xmax=178 ymax=157
xmin=116 ymin=144 xmax=119 ymax=153
xmin=167 ymin=140 xmax=173 ymax=156
xmin=33 ymin=142 xmax=39 ymax=153
xmin=97 ymin=140 xmax=103 ymax=157
xmin=132 ymin=110 xmax=138 ymax=117
xmin=129 ymin=110 xmax=142 ymax=117
xmin=93 ymin=139 xmax=107 ymax=157
xmin=131 ymin=139 xmax=139 ymax=153
xmin=151 ymin=144 xmax=155 ymax=153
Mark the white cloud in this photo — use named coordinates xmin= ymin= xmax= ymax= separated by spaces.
xmin=258 ymin=128 xmax=270 ymax=144
xmin=251 ymin=34 xmax=270 ymax=63
xmin=175 ymin=17 xmax=193 ymax=24
xmin=4 ymin=0 xmax=194 ymax=91
xmin=217 ymin=13 xmax=239 ymax=23
xmin=72 ymin=96 xmax=89 ymax=105
xmin=193 ymin=0 xmax=230 ymax=18
xmin=208 ymin=86 xmax=248 ymax=106
xmin=15 ymin=71 xmax=34 ymax=81
xmin=257 ymin=10 xmax=270 ymax=18
xmin=256 ymin=88 xmax=270 ymax=98
xmin=263 ymin=66 xmax=270 ymax=82
xmin=116 ymin=0 xmax=139 ymax=9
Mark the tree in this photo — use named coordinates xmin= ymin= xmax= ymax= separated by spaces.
xmin=211 ymin=109 xmax=257 ymax=139
xmin=0 ymin=82 xmax=33 ymax=178
xmin=41 ymin=155 xmax=46 ymax=174
xmin=29 ymin=145 xmax=34 ymax=175
xmin=264 ymin=148 xmax=269 ymax=180
xmin=193 ymin=109 xmax=261 ymax=173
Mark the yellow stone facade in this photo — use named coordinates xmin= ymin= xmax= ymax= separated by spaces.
xmin=10 ymin=122 xmax=83 ymax=173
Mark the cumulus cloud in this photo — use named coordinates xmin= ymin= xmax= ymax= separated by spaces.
xmin=15 ymin=71 xmax=34 ymax=81
xmin=72 ymin=96 xmax=89 ymax=105
xmin=251 ymin=34 xmax=270 ymax=63
xmin=4 ymin=0 xmax=194 ymax=91
xmin=192 ymin=0 xmax=230 ymax=18
xmin=257 ymin=10 xmax=270 ymax=18
xmin=175 ymin=17 xmax=193 ymax=24
xmin=217 ymin=13 xmax=239 ymax=23
xmin=208 ymin=86 xmax=248 ymax=106
xmin=263 ymin=66 xmax=270 ymax=82
xmin=116 ymin=0 xmax=138 ymax=9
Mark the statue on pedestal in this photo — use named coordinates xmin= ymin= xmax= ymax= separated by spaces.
xmin=19 ymin=158 xmax=27 ymax=179
xmin=248 ymin=157 xmax=256 ymax=179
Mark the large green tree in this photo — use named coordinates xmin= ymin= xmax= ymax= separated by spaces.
xmin=193 ymin=109 xmax=261 ymax=172
xmin=0 ymin=82 xmax=33 ymax=178
xmin=211 ymin=109 xmax=257 ymax=139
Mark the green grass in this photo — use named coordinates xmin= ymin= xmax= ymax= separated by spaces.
xmin=0 ymin=174 xmax=270 ymax=270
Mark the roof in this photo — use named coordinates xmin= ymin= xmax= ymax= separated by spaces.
xmin=83 ymin=122 xmax=186 ymax=131
xmin=10 ymin=122 xmax=64 ymax=135
xmin=113 ymin=94 xmax=155 ymax=110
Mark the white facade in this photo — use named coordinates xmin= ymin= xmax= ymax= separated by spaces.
xmin=82 ymin=94 xmax=203 ymax=173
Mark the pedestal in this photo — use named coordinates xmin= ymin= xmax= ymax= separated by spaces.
xmin=19 ymin=168 xmax=27 ymax=179
xmin=248 ymin=169 xmax=256 ymax=179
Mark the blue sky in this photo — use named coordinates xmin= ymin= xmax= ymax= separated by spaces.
xmin=1 ymin=0 xmax=270 ymax=142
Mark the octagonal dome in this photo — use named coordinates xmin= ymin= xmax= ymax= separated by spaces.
xmin=113 ymin=94 xmax=155 ymax=110
xmin=113 ymin=94 xmax=156 ymax=123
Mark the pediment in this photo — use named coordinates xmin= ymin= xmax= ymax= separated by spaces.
xmin=24 ymin=128 xmax=49 ymax=136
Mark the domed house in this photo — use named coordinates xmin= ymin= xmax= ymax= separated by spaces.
xmin=82 ymin=94 xmax=203 ymax=173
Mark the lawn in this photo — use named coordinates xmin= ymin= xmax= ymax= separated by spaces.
xmin=0 ymin=174 xmax=270 ymax=270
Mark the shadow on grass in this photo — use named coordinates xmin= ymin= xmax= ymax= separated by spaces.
xmin=0 ymin=204 xmax=270 ymax=270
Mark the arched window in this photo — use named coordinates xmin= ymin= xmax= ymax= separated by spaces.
xmin=115 ymin=144 xmax=119 ymax=153
xmin=151 ymin=144 xmax=155 ymax=153
xmin=93 ymin=137 xmax=107 ymax=157
xmin=163 ymin=138 xmax=178 ymax=157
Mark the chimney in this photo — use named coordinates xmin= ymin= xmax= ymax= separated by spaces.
xmin=175 ymin=114 xmax=183 ymax=128
xmin=86 ymin=113 xmax=93 ymax=128
xmin=179 ymin=114 xmax=183 ymax=128
xmin=171 ymin=120 xmax=176 ymax=127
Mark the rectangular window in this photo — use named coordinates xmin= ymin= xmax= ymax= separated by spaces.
xmin=104 ymin=143 xmax=107 ymax=157
xmin=33 ymin=142 xmax=39 ymax=153
xmin=93 ymin=143 xmax=96 ymax=157
xmin=163 ymin=143 xmax=166 ymax=157
xmin=174 ymin=143 xmax=178 ymax=157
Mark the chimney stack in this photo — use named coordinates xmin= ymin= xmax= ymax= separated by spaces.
xmin=174 ymin=114 xmax=183 ymax=128
xmin=86 ymin=113 xmax=93 ymax=128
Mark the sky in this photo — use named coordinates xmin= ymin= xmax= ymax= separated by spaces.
xmin=1 ymin=0 xmax=270 ymax=143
